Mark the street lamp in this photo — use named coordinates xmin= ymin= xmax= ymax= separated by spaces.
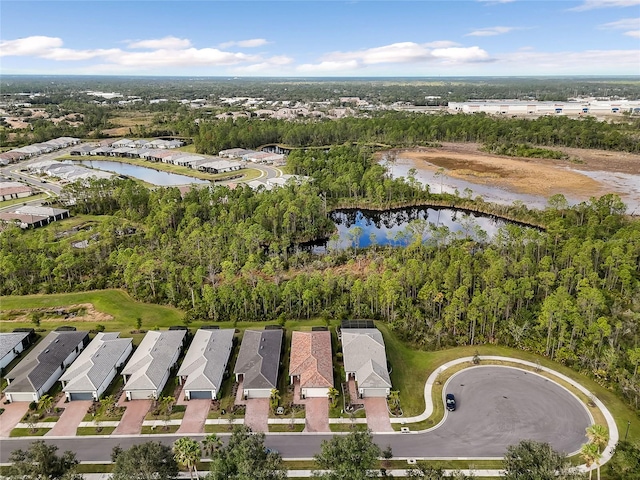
xmin=625 ymin=420 xmax=631 ymax=441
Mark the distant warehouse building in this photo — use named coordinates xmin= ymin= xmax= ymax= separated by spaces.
xmin=448 ymin=99 xmax=640 ymax=116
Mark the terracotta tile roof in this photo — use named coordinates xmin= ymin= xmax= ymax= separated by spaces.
xmin=289 ymin=331 xmax=333 ymax=389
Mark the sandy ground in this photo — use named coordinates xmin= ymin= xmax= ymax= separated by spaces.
xmin=382 ymin=143 xmax=640 ymax=212
xmin=1 ymin=303 xmax=113 ymax=323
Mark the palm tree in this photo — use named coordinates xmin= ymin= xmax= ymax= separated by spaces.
xmin=173 ymin=437 xmax=201 ymax=479
xmin=269 ymin=389 xmax=280 ymax=414
xmin=580 ymin=442 xmax=598 ymax=480
xmin=586 ymin=424 xmax=609 ymax=452
xmin=201 ymin=433 xmax=222 ymax=458
xmin=327 ymin=387 xmax=339 ymax=408
xmin=38 ymin=394 xmax=54 ymax=416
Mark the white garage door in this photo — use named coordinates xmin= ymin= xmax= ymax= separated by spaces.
xmin=8 ymin=392 xmax=35 ymax=402
xmin=361 ymin=388 xmax=389 ymax=398
xmin=303 ymin=388 xmax=329 ymax=398
xmin=129 ymin=390 xmax=155 ymax=400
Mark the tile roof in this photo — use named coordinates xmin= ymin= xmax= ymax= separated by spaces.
xmin=4 ymin=331 xmax=89 ymax=394
xmin=289 ymin=331 xmax=333 ymax=389
xmin=60 ymin=333 xmax=132 ymax=393
xmin=121 ymin=330 xmax=185 ymax=392
xmin=234 ymin=329 xmax=282 ymax=390
xmin=341 ymin=328 xmax=391 ymax=389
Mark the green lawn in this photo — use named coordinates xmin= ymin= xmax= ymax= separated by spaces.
xmin=76 ymin=426 xmax=116 ymax=435
xmin=141 ymin=425 xmax=180 ymax=434
xmin=9 ymin=428 xmax=48 ymax=437
xmin=268 ymin=423 xmax=305 ymax=432
xmin=0 ymin=289 xmax=184 ymax=334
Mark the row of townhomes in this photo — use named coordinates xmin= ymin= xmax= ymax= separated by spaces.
xmin=0 ymin=137 xmax=80 ymax=165
xmin=2 ymin=324 xmax=391 ymax=404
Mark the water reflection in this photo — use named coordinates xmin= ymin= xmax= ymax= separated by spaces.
xmin=70 ymin=160 xmax=210 ymax=186
xmin=310 ymin=207 xmax=514 ymax=253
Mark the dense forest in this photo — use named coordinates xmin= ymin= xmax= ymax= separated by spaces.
xmin=3 ymin=75 xmax=640 ymax=103
xmin=1 ymin=142 xmax=639 ymax=414
xmin=191 ymin=114 xmax=640 ymax=154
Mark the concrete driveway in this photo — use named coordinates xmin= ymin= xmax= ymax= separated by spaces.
xmin=244 ymin=398 xmax=269 ymax=433
xmin=47 ymin=400 xmax=92 ymax=436
xmin=0 ymin=400 xmax=29 ymax=437
xmin=304 ymin=398 xmax=329 ymax=432
xmin=113 ymin=395 xmax=151 ymax=435
xmin=177 ymin=399 xmax=210 ymax=434
xmin=363 ymin=397 xmax=393 ymax=432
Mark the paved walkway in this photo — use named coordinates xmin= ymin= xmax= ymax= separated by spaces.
xmin=243 ymin=398 xmax=269 ymax=432
xmin=47 ymin=400 xmax=92 ymax=436
xmin=363 ymin=397 xmax=393 ymax=432
xmin=112 ymin=395 xmax=151 ymax=435
xmin=177 ymin=399 xmax=210 ymax=434
xmin=0 ymin=400 xmax=29 ymax=436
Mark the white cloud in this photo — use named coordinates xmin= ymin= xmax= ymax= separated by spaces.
xmin=423 ymin=41 xmax=462 ymax=48
xmin=431 ymin=46 xmax=492 ymax=62
xmin=297 ymin=41 xmax=492 ymax=73
xmin=466 ymin=26 xmax=518 ymax=36
xmin=0 ymin=36 xmax=63 ymax=57
xmin=219 ymin=39 xmax=269 ymax=48
xmin=128 ymin=36 xmax=192 ymax=49
xmin=598 ymin=17 xmax=640 ymax=37
xmin=231 ymin=55 xmax=294 ymax=74
xmin=569 ymin=0 xmax=640 ymax=11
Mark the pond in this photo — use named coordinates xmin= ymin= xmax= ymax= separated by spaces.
xmin=69 ymin=160 xmax=210 ymax=186
xmin=307 ymin=207 xmax=527 ymax=253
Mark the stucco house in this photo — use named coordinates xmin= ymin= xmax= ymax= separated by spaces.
xmin=0 ymin=331 xmax=33 ymax=372
xmin=121 ymin=330 xmax=186 ymax=400
xmin=341 ymin=328 xmax=392 ymax=398
xmin=289 ymin=330 xmax=333 ymax=398
xmin=60 ymin=332 xmax=132 ymax=401
xmin=4 ymin=330 xmax=90 ymax=403
xmin=234 ymin=329 xmax=283 ymax=399
xmin=177 ymin=328 xmax=234 ymax=400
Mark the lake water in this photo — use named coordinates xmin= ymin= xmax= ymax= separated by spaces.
xmin=308 ymin=207 xmax=521 ymax=253
xmin=70 ymin=160 xmax=210 ymax=186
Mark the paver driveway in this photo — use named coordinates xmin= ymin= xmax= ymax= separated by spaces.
xmin=363 ymin=397 xmax=392 ymax=432
xmin=47 ymin=399 xmax=92 ymax=436
xmin=244 ymin=398 xmax=269 ymax=433
xmin=177 ymin=399 xmax=210 ymax=434
xmin=113 ymin=394 xmax=151 ymax=435
xmin=304 ymin=398 xmax=329 ymax=432
xmin=0 ymin=400 xmax=29 ymax=437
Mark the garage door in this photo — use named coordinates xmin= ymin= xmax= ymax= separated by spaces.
xmin=69 ymin=392 xmax=94 ymax=401
xmin=129 ymin=390 xmax=155 ymax=400
xmin=8 ymin=392 xmax=35 ymax=402
xmin=189 ymin=390 xmax=213 ymax=400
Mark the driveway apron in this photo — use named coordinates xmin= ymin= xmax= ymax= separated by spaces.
xmin=304 ymin=398 xmax=330 ymax=432
xmin=363 ymin=397 xmax=393 ymax=432
xmin=47 ymin=399 xmax=92 ymax=436
xmin=177 ymin=399 xmax=210 ymax=434
xmin=243 ymin=398 xmax=269 ymax=433
xmin=0 ymin=400 xmax=29 ymax=437
xmin=113 ymin=394 xmax=152 ymax=435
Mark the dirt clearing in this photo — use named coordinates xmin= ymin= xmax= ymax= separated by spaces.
xmin=383 ymin=143 xmax=640 ymax=209
xmin=0 ymin=303 xmax=113 ymax=323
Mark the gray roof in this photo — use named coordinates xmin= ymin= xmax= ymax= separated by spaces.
xmin=0 ymin=332 xmax=30 ymax=360
xmin=60 ymin=333 xmax=132 ymax=393
xmin=5 ymin=331 xmax=89 ymax=394
xmin=341 ymin=328 xmax=391 ymax=389
xmin=234 ymin=329 xmax=282 ymax=390
xmin=177 ymin=329 xmax=234 ymax=392
xmin=121 ymin=330 xmax=186 ymax=391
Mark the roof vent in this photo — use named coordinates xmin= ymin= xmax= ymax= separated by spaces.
xmin=260 ymin=346 xmax=264 ymax=350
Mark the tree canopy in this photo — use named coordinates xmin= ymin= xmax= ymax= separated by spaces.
xmin=503 ymin=440 xmax=582 ymax=480
xmin=207 ymin=425 xmax=286 ymax=480
xmin=313 ymin=429 xmax=382 ymax=479
xmin=110 ymin=441 xmax=179 ymax=480
xmin=7 ymin=440 xmax=82 ymax=480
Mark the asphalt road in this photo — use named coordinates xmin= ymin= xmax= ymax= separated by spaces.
xmin=0 ymin=367 xmax=591 ymax=462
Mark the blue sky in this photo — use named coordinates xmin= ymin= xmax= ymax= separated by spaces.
xmin=1 ymin=1 xmax=639 ymax=76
